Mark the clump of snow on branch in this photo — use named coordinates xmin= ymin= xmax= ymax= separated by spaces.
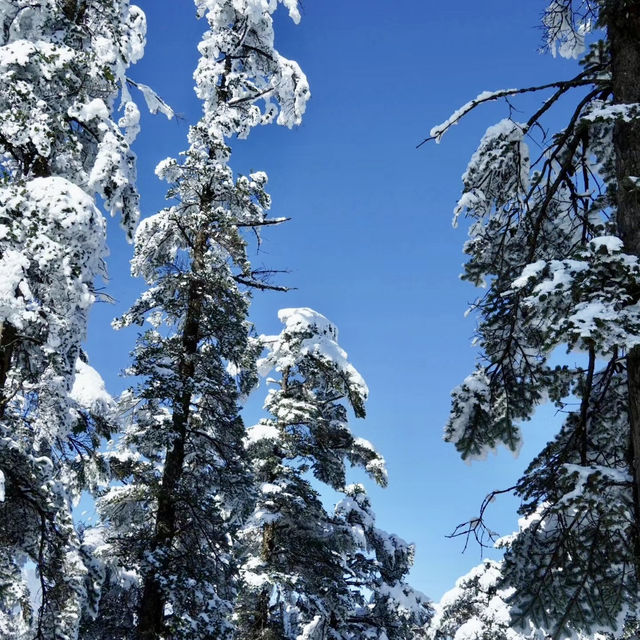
xmin=259 ymin=307 xmax=369 ymax=404
xmin=543 ymin=0 xmax=592 ymax=59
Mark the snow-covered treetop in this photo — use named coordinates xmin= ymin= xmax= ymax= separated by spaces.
xmin=193 ymin=0 xmax=309 ymax=139
xmin=259 ymin=307 xmax=370 ymax=413
xmin=0 ymin=0 xmax=146 ymax=236
xmin=336 ymin=484 xmax=432 ymax=639
xmin=250 ymin=307 xmax=385 ymax=490
xmin=428 ymin=560 xmax=530 ymax=640
xmin=123 ymin=0 xmax=311 ymax=304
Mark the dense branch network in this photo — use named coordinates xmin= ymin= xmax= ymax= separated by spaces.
xmin=0 ymin=1 xmax=145 ymax=637
xmin=428 ymin=1 xmax=640 ymax=638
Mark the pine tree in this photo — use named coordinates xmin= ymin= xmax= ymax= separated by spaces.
xmin=425 ymin=1 xmax=640 ymax=637
xmin=0 ymin=1 xmax=145 ymax=637
xmin=335 ymin=483 xmax=432 ymax=640
xmin=237 ymin=308 xmax=430 ymax=640
xmin=427 ymin=560 xmax=527 ymax=640
xmin=93 ymin=2 xmax=309 ymax=638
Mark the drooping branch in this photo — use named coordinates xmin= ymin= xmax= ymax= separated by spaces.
xmin=417 ymin=68 xmax=600 ymax=148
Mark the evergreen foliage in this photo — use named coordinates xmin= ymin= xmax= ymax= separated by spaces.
xmin=430 ymin=1 xmax=640 ymax=637
xmin=92 ymin=1 xmax=310 ymax=638
xmin=237 ymin=308 xmax=431 ymax=640
xmin=427 ymin=560 xmax=525 ymax=640
xmin=0 ymin=1 xmax=145 ymax=636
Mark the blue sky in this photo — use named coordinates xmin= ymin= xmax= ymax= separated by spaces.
xmin=87 ymin=0 xmax=587 ymax=601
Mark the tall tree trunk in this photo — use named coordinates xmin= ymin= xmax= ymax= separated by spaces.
xmin=607 ymin=0 xmax=640 ymax=573
xmin=137 ymin=232 xmax=207 ymax=640
xmin=0 ymin=322 xmax=16 ymax=419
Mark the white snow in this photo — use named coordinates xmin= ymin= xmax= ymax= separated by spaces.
xmin=512 ymin=260 xmax=547 ymax=289
xmin=0 ymin=250 xmax=30 ymax=328
xmin=260 ymin=308 xmax=370 ymax=402
xmin=135 ymin=82 xmax=174 ymax=120
xmin=544 ymin=0 xmax=590 ymax=59
xmin=71 ymin=359 xmax=113 ymax=415
xmin=278 ymin=307 xmax=338 ymax=339
xmin=352 ymin=436 xmax=375 ymax=451
xmin=581 ymin=103 xmax=640 ymax=123
xmin=590 ymin=235 xmax=624 ymax=253
xmin=430 ymin=90 xmax=518 ymax=143
xmin=68 ymin=98 xmax=109 ymax=123
xmin=245 ymin=423 xmax=280 ymax=446
xmin=261 ymin=483 xmax=282 ymax=494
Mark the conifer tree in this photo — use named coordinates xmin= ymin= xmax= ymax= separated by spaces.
xmin=425 ymin=1 xmax=640 ymax=637
xmin=94 ymin=2 xmax=309 ymax=638
xmin=335 ymin=483 xmax=432 ymax=640
xmin=237 ymin=308 xmax=430 ymax=640
xmin=0 ymin=1 xmax=145 ymax=637
xmin=427 ymin=560 xmax=525 ymax=640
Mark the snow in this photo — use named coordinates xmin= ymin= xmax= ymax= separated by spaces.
xmin=261 ymin=483 xmax=282 ymax=494
xmin=259 ymin=308 xmax=371 ymax=409
xmin=378 ymin=581 xmax=429 ymax=618
xmin=512 ymin=260 xmax=547 ymax=289
xmin=560 ymin=463 xmax=632 ymax=506
xmin=496 ymin=505 xmax=547 ymax=548
xmin=71 ymin=359 xmax=114 ymax=415
xmin=353 ymin=436 xmax=375 ymax=451
xmin=0 ymin=468 xmax=4 ymax=502
xmin=365 ymin=458 xmax=388 ymax=483
xmin=453 ymin=119 xmax=528 ymax=227
xmin=0 ymin=39 xmax=75 ymax=69
xmin=0 ymin=250 xmax=30 ymax=328
xmin=430 ymin=560 xmax=519 ymax=640
xmin=446 ymin=370 xmax=490 ymax=447
xmin=245 ymin=423 xmax=281 ymax=446
xmin=282 ymin=0 xmax=301 ymax=24
xmin=68 ymin=98 xmax=109 ymax=123
xmin=278 ymin=307 xmax=338 ymax=338
xmin=531 ymin=259 xmax=587 ymax=297
xmin=430 ymin=90 xmax=518 ymax=143
xmin=135 ymin=82 xmax=175 ymax=120
xmin=590 ymin=235 xmax=624 ymax=253
xmin=298 ymin=615 xmax=322 ymax=640
xmin=565 ymin=300 xmax=618 ymax=338
xmin=241 ymin=557 xmax=269 ymax=588
xmin=453 ymin=617 xmax=484 ymax=640
xmin=544 ymin=0 xmax=590 ymax=59
xmin=193 ymin=0 xmax=310 ymax=138
xmin=581 ymin=103 xmax=640 ymax=123
xmin=119 ymin=100 xmax=141 ymax=143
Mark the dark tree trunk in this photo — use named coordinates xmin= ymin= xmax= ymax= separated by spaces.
xmin=607 ymin=0 xmax=640 ymax=573
xmin=137 ymin=232 xmax=207 ymax=640
xmin=0 ymin=322 xmax=16 ymax=418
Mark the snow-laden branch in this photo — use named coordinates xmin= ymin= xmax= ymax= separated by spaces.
xmin=418 ymin=70 xmax=597 ymax=147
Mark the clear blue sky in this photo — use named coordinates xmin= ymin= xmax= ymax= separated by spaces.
xmin=86 ymin=0 xmax=586 ymax=601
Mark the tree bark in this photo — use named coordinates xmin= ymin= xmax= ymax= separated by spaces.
xmin=606 ymin=0 xmax=640 ymax=575
xmin=0 ymin=321 xmax=16 ymax=418
xmin=137 ymin=232 xmax=207 ymax=640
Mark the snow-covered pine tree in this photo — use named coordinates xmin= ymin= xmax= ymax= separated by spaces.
xmin=424 ymin=1 xmax=640 ymax=638
xmin=0 ymin=1 xmax=145 ymax=637
xmin=335 ymin=483 xmax=432 ymax=640
xmin=427 ymin=560 xmax=525 ymax=640
xmin=426 ymin=558 xmax=640 ymax=640
xmin=238 ymin=308 xmax=431 ymax=640
xmin=94 ymin=2 xmax=309 ymax=639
